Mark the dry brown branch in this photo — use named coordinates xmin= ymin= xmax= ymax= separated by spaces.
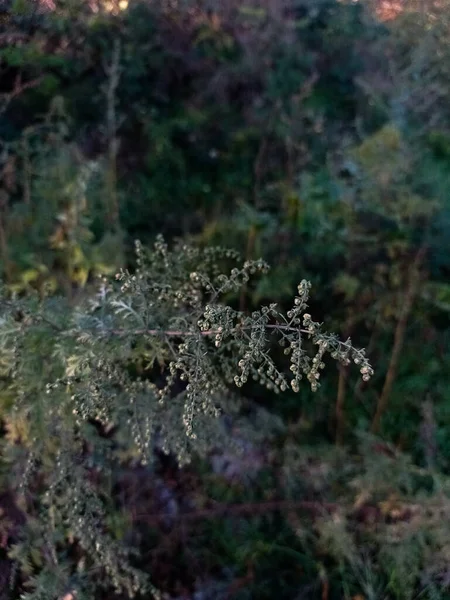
xmin=370 ymin=244 xmax=427 ymax=433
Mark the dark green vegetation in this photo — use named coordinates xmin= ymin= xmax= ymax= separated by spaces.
xmin=0 ymin=0 xmax=449 ymax=598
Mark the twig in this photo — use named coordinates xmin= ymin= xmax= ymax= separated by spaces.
xmin=99 ymin=324 xmax=314 ymax=337
xmin=97 ymin=323 xmax=346 ymax=342
xmin=370 ymin=244 xmax=427 ymax=434
xmin=103 ymin=39 xmax=121 ymax=230
xmin=90 ymin=323 xmax=369 ymax=367
xmin=0 ymin=74 xmax=44 ymax=117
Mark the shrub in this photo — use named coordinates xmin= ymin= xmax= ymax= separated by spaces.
xmin=0 ymin=236 xmax=372 ymax=599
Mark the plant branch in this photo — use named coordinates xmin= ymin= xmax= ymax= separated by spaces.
xmin=103 ymin=39 xmax=121 ymax=230
xmin=370 ymin=244 xmax=427 ymax=434
xmin=0 ymin=74 xmax=44 ymax=117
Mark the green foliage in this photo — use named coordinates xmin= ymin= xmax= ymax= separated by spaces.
xmin=0 ymin=0 xmax=449 ymax=598
xmin=0 ymin=236 xmax=372 ymax=598
xmin=0 ymin=96 xmax=122 ymax=295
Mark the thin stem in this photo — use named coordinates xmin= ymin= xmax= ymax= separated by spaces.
xmin=370 ymin=244 xmax=427 ymax=434
xmin=104 ymin=39 xmax=121 ymax=230
xmin=99 ymin=324 xmax=315 ymax=338
xmin=91 ymin=323 xmax=368 ymax=363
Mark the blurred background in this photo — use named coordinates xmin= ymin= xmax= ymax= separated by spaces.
xmin=1 ymin=0 xmax=450 ymax=598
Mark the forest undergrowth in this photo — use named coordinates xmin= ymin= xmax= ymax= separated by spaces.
xmin=0 ymin=0 xmax=449 ymax=598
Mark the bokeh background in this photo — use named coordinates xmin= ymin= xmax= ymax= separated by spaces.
xmin=1 ymin=1 xmax=450 ymax=598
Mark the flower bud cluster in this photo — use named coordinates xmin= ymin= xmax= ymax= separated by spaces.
xmin=286 ymin=281 xmax=312 ymax=326
xmin=252 ymin=363 xmax=288 ymax=394
xmin=198 ymin=304 xmax=237 ymax=347
xmin=234 ymin=311 xmax=269 ymax=387
xmin=306 ymin=338 xmax=328 ymax=392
